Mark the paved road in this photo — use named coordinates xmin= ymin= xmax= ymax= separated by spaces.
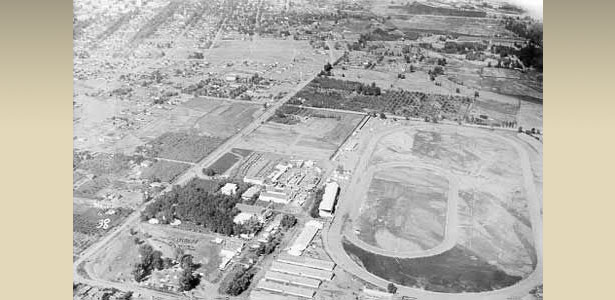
xmin=322 ymin=123 xmax=543 ymax=300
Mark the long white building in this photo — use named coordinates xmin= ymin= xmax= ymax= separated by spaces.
xmin=318 ymin=182 xmax=339 ymax=218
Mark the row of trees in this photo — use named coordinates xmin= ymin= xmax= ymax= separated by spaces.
xmin=309 ymin=188 xmax=326 ymax=218
xmin=218 ymin=265 xmax=257 ymax=296
xmin=132 ymin=244 xmax=166 ymax=282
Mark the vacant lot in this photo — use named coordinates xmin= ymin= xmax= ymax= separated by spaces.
xmin=357 ymin=166 xmax=448 ymax=252
xmin=238 ymin=109 xmax=363 ymax=160
xmin=140 ymin=160 xmax=191 ymax=183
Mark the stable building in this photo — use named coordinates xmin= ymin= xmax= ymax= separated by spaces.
xmin=318 ymin=182 xmax=340 ymax=217
xmin=288 ymin=220 xmax=323 ymax=256
xmin=277 ymin=253 xmax=336 ymax=272
xmin=259 ymin=191 xmax=289 ymax=204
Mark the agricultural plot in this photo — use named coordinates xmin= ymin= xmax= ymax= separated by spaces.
xmin=237 ymin=107 xmax=364 ymax=160
xmin=140 ymin=130 xmax=224 ymax=163
xmin=73 ymin=151 xmax=145 ymax=202
xmin=388 ymin=15 xmax=508 ymax=37
xmin=357 ymin=167 xmax=448 ymax=252
xmin=288 ymin=77 xmax=473 ymax=120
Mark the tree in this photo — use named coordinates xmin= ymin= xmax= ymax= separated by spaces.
xmin=178 ymin=269 xmax=199 ymax=291
xmin=240 ymin=216 xmax=263 ymax=235
xmin=324 ymin=62 xmax=333 ymax=72
xmin=379 ymin=112 xmax=387 ymax=119
xmin=280 ymin=214 xmax=297 ymax=230
xmin=180 ymin=254 xmax=196 ymax=272
xmin=387 ymin=283 xmax=397 ymax=294
xmin=203 ymin=168 xmax=216 ymax=176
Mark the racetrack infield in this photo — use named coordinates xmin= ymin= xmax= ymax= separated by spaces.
xmin=357 ymin=166 xmax=448 ymax=252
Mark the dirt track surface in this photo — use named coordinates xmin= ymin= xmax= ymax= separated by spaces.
xmin=323 ymin=120 xmax=543 ymax=299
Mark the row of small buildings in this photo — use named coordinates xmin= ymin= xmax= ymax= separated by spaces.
xmin=251 ymin=254 xmax=336 ymax=299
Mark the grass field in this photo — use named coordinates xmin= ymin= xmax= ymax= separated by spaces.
xmin=208 ymin=148 xmax=254 ymax=175
xmin=357 ymin=166 xmax=448 ymax=252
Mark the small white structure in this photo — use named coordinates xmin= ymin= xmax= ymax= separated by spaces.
xmin=244 ymin=176 xmax=265 ymax=186
xmin=220 ymin=183 xmax=238 ymax=196
xmin=318 ymin=182 xmax=340 ymax=218
xmin=233 ymin=203 xmax=267 ymax=224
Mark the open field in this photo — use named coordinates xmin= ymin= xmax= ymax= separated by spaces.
xmin=236 ymin=108 xmax=363 ymax=160
xmin=357 ymin=166 xmax=448 ymax=252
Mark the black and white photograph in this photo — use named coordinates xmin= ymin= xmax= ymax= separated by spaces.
xmin=72 ymin=0 xmax=543 ymax=299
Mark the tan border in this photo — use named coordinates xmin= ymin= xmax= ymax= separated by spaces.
xmin=3 ymin=0 xmax=615 ymax=299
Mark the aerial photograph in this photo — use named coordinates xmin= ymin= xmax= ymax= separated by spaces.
xmin=72 ymin=0 xmax=543 ymax=299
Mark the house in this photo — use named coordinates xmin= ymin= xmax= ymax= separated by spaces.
xmin=233 ymin=203 xmax=267 ymax=224
xmin=220 ymin=183 xmax=238 ymax=196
